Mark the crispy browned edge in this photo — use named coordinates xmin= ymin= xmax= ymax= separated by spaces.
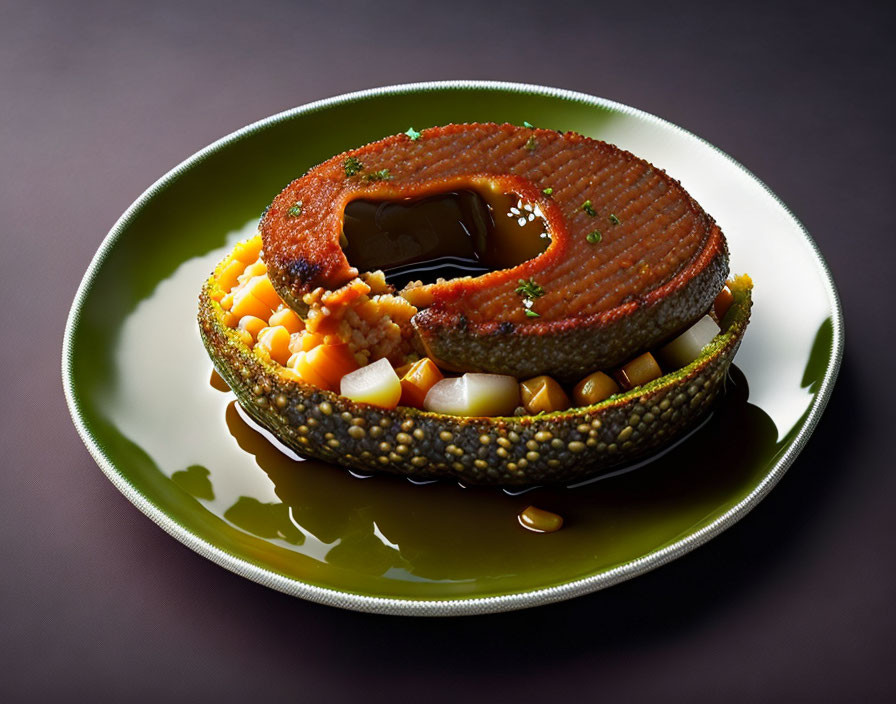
xmin=259 ymin=123 xmax=729 ymax=380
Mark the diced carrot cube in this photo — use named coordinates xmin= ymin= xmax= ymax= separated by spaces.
xmin=217 ymin=258 xmax=245 ymax=292
xmin=268 ymin=307 xmax=304 ymax=334
xmin=244 ymin=275 xmax=282 ymax=310
xmin=307 ymin=312 xmax=342 ymax=336
xmin=231 ymin=235 xmax=262 ymax=264
xmin=238 ymin=315 xmax=267 ymax=341
xmin=290 ymin=351 xmax=333 ymax=390
xmin=520 ymin=375 xmax=570 ymax=414
xmin=519 ymin=376 xmax=547 ymax=407
xmin=230 ymin=289 xmax=272 ymax=320
xmin=305 ymin=344 xmax=360 ymax=388
xmin=714 ymin=287 xmax=734 ymax=321
xmin=237 ymin=260 xmax=267 ymax=285
xmin=572 ymin=371 xmax=619 ymax=406
xmin=322 ymin=278 xmax=370 ymax=306
xmin=400 ymin=358 xmax=444 ymax=408
xmin=256 ymin=326 xmax=291 ymax=366
xmin=394 ymin=361 xmax=414 ymax=377
xmin=299 ymin=331 xmax=324 ymax=352
xmin=615 ymin=352 xmax=662 ymax=390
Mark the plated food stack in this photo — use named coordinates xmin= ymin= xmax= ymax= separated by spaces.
xmin=199 ymin=123 xmax=752 ymax=485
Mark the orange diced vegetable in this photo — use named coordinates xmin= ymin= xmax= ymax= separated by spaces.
xmin=305 ymin=343 xmax=360 ymax=388
xmin=714 ymin=287 xmax=734 ymax=321
xmin=306 ymin=311 xmax=342 ymax=336
xmin=230 ymin=289 xmax=272 ymax=320
xmin=299 ymin=331 xmax=325 ymax=352
xmin=244 ymin=275 xmax=282 ymax=311
xmin=238 ymin=315 xmax=267 ymax=340
xmin=615 ymin=352 xmax=662 ymax=390
xmin=240 ymin=259 xmax=267 ymax=280
xmin=520 ymin=375 xmax=570 ymax=414
xmin=399 ymin=358 xmax=444 ymax=408
xmin=256 ymin=326 xmax=291 ymax=366
xmin=519 ymin=376 xmax=544 ymax=407
xmin=572 ymin=371 xmax=619 ymax=406
xmin=289 ymin=351 xmax=333 ymax=390
xmin=231 ymin=235 xmax=262 ymax=264
xmin=394 ymin=361 xmax=414 ymax=377
xmin=268 ymin=307 xmax=304 ymax=334
xmin=217 ymin=258 xmax=245 ymax=292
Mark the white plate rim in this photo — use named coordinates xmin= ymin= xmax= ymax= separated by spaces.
xmin=61 ymin=80 xmax=844 ymax=616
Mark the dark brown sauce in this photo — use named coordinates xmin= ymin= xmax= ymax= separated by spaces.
xmin=342 ymin=189 xmax=550 ymax=288
xmin=209 ymin=368 xmax=230 ymax=392
xmin=214 ymin=365 xmax=778 ymax=556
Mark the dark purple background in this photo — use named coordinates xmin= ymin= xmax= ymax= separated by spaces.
xmin=2 ymin=1 xmax=894 ymax=701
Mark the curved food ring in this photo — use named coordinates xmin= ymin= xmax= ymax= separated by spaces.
xmin=198 ymin=270 xmax=752 ymax=486
xmin=261 ymin=123 xmax=728 ymax=380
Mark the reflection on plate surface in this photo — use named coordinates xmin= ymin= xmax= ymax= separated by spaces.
xmin=101 ymin=221 xmax=817 ymax=598
xmin=64 ymin=82 xmax=842 ymax=613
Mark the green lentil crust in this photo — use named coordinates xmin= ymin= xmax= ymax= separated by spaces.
xmin=198 ymin=277 xmax=752 ymax=486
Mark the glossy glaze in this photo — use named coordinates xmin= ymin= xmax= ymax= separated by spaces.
xmin=343 ymin=189 xmax=549 ymax=287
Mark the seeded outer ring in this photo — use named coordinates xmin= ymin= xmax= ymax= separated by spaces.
xmin=198 ymin=269 xmax=752 ymax=486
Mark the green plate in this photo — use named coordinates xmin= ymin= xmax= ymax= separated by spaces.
xmin=62 ymin=81 xmax=843 ymax=615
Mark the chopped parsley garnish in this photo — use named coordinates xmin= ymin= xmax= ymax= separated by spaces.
xmin=405 ymin=126 xmax=421 ymax=141
xmin=586 ymin=230 xmax=602 ymax=244
xmin=515 ymin=278 xmax=545 ymax=300
xmin=610 ymin=213 xmax=621 ymax=224
xmin=525 ymin=309 xmax=541 ymax=318
xmin=286 ymin=201 xmax=303 ymax=217
xmin=364 ymin=168 xmax=392 ymax=181
xmin=523 ymin=121 xmax=535 ymax=129
xmin=582 ymin=200 xmax=597 ymax=216
xmin=542 ymin=187 xmax=553 ymax=196
xmin=525 ymin=135 xmax=537 ymax=152
xmin=344 ymin=156 xmax=364 ymax=177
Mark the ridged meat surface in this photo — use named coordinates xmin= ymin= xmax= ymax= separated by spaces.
xmin=261 ymin=123 xmax=728 ymax=379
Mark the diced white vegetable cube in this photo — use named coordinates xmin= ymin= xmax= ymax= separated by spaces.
xmin=424 ymin=373 xmax=520 ymax=416
xmin=423 ymin=377 xmax=466 ymax=415
xmin=340 ymin=357 xmax=401 ymax=408
xmin=659 ymin=315 xmax=721 ymax=370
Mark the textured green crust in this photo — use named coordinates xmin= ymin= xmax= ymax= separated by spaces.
xmin=198 ymin=278 xmax=752 ymax=486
